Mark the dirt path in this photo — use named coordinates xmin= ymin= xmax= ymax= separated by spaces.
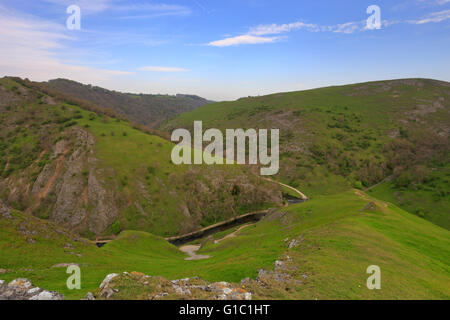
xmin=364 ymin=175 xmax=393 ymax=192
xmin=263 ymin=178 xmax=309 ymax=200
xmin=214 ymin=224 xmax=252 ymax=244
xmin=179 ymin=245 xmax=211 ymax=261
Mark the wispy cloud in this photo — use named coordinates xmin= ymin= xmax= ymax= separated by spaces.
xmin=207 ymin=20 xmax=365 ymax=47
xmin=418 ymin=0 xmax=450 ymax=6
xmin=43 ymin=0 xmax=113 ymax=14
xmin=408 ymin=9 xmax=450 ymax=24
xmin=208 ymin=35 xmax=282 ymax=47
xmin=139 ymin=66 xmax=189 ymax=72
xmin=208 ymin=5 xmax=450 ymax=48
xmin=111 ymin=3 xmax=191 ymax=19
xmin=43 ymin=0 xmax=191 ymax=17
xmin=248 ymin=21 xmax=321 ymax=35
xmin=0 ymin=5 xmax=132 ymax=82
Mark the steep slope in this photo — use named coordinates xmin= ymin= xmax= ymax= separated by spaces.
xmin=165 ymin=79 xmax=450 ymax=229
xmin=44 ymin=79 xmax=212 ymax=128
xmin=1 ymin=190 xmax=448 ymax=300
xmin=0 ymin=77 xmax=281 ymax=238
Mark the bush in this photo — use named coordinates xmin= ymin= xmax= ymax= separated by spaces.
xmin=111 ymin=220 xmax=121 ymax=235
xmin=353 ymin=181 xmax=363 ymax=190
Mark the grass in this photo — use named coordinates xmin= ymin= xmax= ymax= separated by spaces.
xmin=1 ymin=190 xmax=448 ymax=300
xmin=367 ymin=165 xmax=450 ymax=230
xmin=165 ymin=79 xmax=450 ymax=229
xmin=1 ymin=77 xmax=448 ymax=300
xmin=0 ymin=77 xmax=280 ymax=237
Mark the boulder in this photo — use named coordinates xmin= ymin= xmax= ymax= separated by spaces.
xmin=0 ymin=278 xmax=63 ymax=300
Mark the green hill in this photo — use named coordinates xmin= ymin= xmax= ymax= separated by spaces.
xmin=0 ymin=77 xmax=281 ymax=238
xmin=165 ymin=79 xmax=450 ymax=229
xmin=44 ymin=78 xmax=213 ymax=128
xmin=1 ymin=77 xmax=448 ymax=300
xmin=1 ymin=190 xmax=448 ymax=299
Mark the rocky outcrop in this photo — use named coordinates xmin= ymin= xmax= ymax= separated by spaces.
xmin=96 ymin=272 xmax=252 ymax=300
xmin=170 ymin=167 xmax=283 ymax=234
xmin=0 ymin=278 xmax=64 ymax=300
xmin=0 ymin=200 xmax=12 ymax=219
xmin=28 ymin=127 xmax=121 ymax=235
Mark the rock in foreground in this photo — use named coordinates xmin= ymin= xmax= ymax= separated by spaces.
xmin=96 ymin=272 xmax=252 ymax=300
xmin=0 ymin=278 xmax=64 ymax=300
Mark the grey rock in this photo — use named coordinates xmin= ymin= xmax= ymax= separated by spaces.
xmin=274 ymin=260 xmax=285 ymax=270
xmin=288 ymin=239 xmax=299 ymax=249
xmin=174 ymin=286 xmax=191 ymax=296
xmin=29 ymin=290 xmax=63 ymax=300
xmin=101 ymin=288 xmax=115 ymax=299
xmin=84 ymin=292 xmax=96 ymax=300
xmin=99 ymin=273 xmax=119 ymax=290
xmin=0 ymin=278 xmax=63 ymax=300
xmin=154 ymin=292 xmax=168 ymax=299
xmin=0 ymin=200 xmax=12 ymax=219
xmin=27 ymin=287 xmax=41 ymax=295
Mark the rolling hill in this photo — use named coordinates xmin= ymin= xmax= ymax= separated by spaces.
xmin=165 ymin=79 xmax=450 ymax=229
xmin=0 ymin=77 xmax=448 ymax=301
xmin=44 ymin=78 xmax=213 ymax=128
xmin=0 ymin=77 xmax=281 ymax=238
xmin=0 ymin=189 xmax=448 ymax=300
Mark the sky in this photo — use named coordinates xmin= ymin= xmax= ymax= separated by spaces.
xmin=0 ymin=0 xmax=449 ymax=101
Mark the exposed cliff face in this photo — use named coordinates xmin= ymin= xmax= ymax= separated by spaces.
xmin=2 ymin=125 xmax=281 ymax=237
xmin=0 ymin=77 xmax=282 ymax=237
xmin=171 ymin=167 xmax=281 ymax=234
xmin=4 ymin=127 xmax=121 ymax=235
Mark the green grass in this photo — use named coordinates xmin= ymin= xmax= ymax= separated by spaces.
xmin=1 ymin=190 xmax=448 ymax=299
xmin=165 ymin=79 xmax=450 ymax=228
xmin=0 ymin=77 xmax=280 ymax=237
xmin=368 ymin=165 xmax=450 ymax=229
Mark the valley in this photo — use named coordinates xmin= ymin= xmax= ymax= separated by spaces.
xmin=0 ymin=76 xmax=448 ymax=300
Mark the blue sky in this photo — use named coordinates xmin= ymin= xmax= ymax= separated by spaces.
xmin=0 ymin=0 xmax=449 ymax=100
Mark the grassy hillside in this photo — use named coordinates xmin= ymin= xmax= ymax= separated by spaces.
xmin=44 ymin=79 xmax=212 ymax=128
xmin=0 ymin=77 xmax=281 ymax=238
xmin=1 ymin=190 xmax=448 ymax=299
xmin=367 ymin=165 xmax=449 ymax=229
xmin=165 ymin=79 xmax=450 ymax=229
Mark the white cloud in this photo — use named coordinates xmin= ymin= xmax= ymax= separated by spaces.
xmin=249 ymin=21 xmax=321 ymax=35
xmin=207 ymin=19 xmax=366 ymax=47
xmin=139 ymin=66 xmax=189 ymax=72
xmin=43 ymin=0 xmax=113 ymax=14
xmin=111 ymin=3 xmax=191 ymax=19
xmin=333 ymin=22 xmax=361 ymax=34
xmin=418 ymin=0 xmax=450 ymax=5
xmin=409 ymin=9 xmax=450 ymax=24
xmin=0 ymin=5 xmax=132 ymax=83
xmin=208 ymin=35 xmax=281 ymax=47
xmin=43 ymin=0 xmax=191 ymax=17
xmin=208 ymin=6 xmax=450 ymax=48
